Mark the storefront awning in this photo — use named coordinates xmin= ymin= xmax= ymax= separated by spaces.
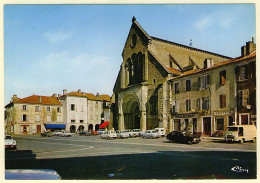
xmin=44 ymin=124 xmax=66 ymax=129
xmin=99 ymin=122 xmax=109 ymax=128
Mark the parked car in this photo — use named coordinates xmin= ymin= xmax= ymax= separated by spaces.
xmin=166 ymin=130 xmax=201 ymax=144
xmin=132 ymin=129 xmax=145 ymax=137
xmin=101 ymin=131 xmax=117 ymax=139
xmin=125 ymin=129 xmax=139 ymax=137
xmin=79 ymin=131 xmax=91 ymax=136
xmin=5 ymin=169 xmax=61 ymax=180
xmin=154 ymin=128 xmax=166 ymax=137
xmin=97 ymin=130 xmax=106 ymax=134
xmin=224 ymin=125 xmax=256 ymax=143
xmin=142 ymin=130 xmax=160 ymax=139
xmin=59 ymin=131 xmax=72 ymax=137
xmin=91 ymin=130 xmax=99 ymax=135
xmin=116 ymin=130 xmax=130 ymax=138
xmin=52 ymin=131 xmax=62 ymax=136
xmin=41 ymin=131 xmax=53 ymax=137
xmin=5 ymin=134 xmax=17 ymax=150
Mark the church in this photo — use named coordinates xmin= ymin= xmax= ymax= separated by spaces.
xmin=111 ymin=17 xmax=233 ymax=133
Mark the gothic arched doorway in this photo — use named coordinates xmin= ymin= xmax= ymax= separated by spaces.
xmin=123 ymin=94 xmax=140 ymax=129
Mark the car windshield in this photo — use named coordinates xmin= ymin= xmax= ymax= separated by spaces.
xmin=182 ymin=131 xmax=192 ymax=136
xmin=227 ymin=127 xmax=238 ymax=131
xmin=5 ymin=136 xmax=12 ymax=139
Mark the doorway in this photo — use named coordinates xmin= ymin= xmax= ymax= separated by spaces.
xmin=174 ymin=119 xmax=181 ymax=130
xmin=203 ymin=117 xmax=211 ymax=135
xmin=37 ymin=125 xmax=41 ymax=134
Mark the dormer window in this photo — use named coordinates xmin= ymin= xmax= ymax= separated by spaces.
xmin=204 ymin=58 xmax=214 ymax=69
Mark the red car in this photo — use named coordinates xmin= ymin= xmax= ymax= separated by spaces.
xmin=91 ymin=130 xmax=99 ymax=135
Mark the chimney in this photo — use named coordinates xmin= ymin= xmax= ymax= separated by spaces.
xmin=78 ymin=89 xmax=81 ymax=93
xmin=96 ymin=92 xmax=100 ymax=97
xmin=82 ymin=92 xmax=86 ymax=95
xmin=58 ymin=94 xmax=61 ymax=98
xmin=241 ymin=37 xmax=256 ymax=57
xmin=52 ymin=93 xmax=57 ymax=98
xmin=63 ymin=89 xmax=67 ymax=95
xmin=11 ymin=94 xmax=18 ymax=102
xmin=39 ymin=96 xmax=42 ymax=103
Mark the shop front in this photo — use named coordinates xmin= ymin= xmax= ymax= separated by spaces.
xmin=172 ymin=113 xmax=199 ymax=133
xmin=44 ymin=124 xmax=66 ymax=132
xmin=213 ymin=110 xmax=234 ymax=134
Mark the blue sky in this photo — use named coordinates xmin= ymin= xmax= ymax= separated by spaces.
xmin=4 ymin=4 xmax=255 ymax=104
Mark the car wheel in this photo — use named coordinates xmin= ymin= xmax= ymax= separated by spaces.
xmin=240 ymin=139 xmax=244 ymax=144
xmin=188 ymin=141 xmax=192 ymax=145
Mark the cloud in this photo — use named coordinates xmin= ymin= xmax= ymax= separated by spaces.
xmin=194 ymin=17 xmax=211 ymax=30
xmin=45 ymin=31 xmax=73 ymax=43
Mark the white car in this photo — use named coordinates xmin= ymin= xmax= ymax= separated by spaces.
xmin=59 ymin=132 xmax=72 ymax=137
xmin=52 ymin=131 xmax=62 ymax=136
xmin=116 ymin=130 xmax=130 ymax=138
xmin=132 ymin=129 xmax=145 ymax=137
xmin=5 ymin=134 xmax=17 ymax=150
xmin=154 ymin=128 xmax=166 ymax=137
xmin=101 ymin=131 xmax=117 ymax=139
xmin=142 ymin=130 xmax=160 ymax=139
xmin=125 ymin=129 xmax=139 ymax=137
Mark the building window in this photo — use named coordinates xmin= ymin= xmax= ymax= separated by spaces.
xmin=240 ymin=65 xmax=248 ymax=81
xmin=199 ymin=75 xmax=210 ymax=89
xmin=57 ymin=116 xmax=61 ymax=122
xmin=185 ymin=99 xmax=191 ymax=112
xmin=71 ymin=120 xmax=75 ymax=123
xmin=22 ymin=114 xmax=28 ymax=121
xmin=186 ymin=79 xmax=191 ymax=91
xmin=238 ymin=89 xmax=249 ymax=107
xmin=216 ymin=118 xmax=224 ymax=130
xmin=47 ymin=115 xmax=51 ymax=122
xmin=202 ymin=97 xmax=210 ymax=110
xmin=150 ymin=96 xmax=158 ymax=115
xmin=170 ymin=62 xmax=173 ymax=68
xmin=174 ymin=82 xmax=180 ymax=94
xmin=219 ymin=70 xmax=226 ymax=85
xmin=57 ymin=107 xmax=61 ymax=113
xmin=71 ymin=104 xmax=75 ymax=111
xmin=35 ymin=106 xmax=40 ymax=112
xmin=219 ymin=95 xmax=226 ymax=108
xmin=228 ymin=116 xmax=234 ymax=126
xmin=196 ymin=98 xmax=201 ymax=110
xmin=22 ymin=105 xmax=27 ymax=111
xmin=36 ymin=115 xmax=40 ymax=122
xmin=80 ymin=120 xmax=84 ymax=123
xmin=184 ymin=119 xmax=189 ymax=130
xmin=172 ymin=101 xmax=179 ymax=113
xmin=46 ymin=107 xmax=51 ymax=112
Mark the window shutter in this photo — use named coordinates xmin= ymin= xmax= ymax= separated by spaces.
xmin=223 ymin=95 xmax=226 ymax=108
xmin=207 ymin=75 xmax=210 ymax=86
xmin=219 ymin=95 xmax=222 ymax=108
xmin=21 ymin=115 xmax=23 ymax=121
xmin=198 ymin=77 xmax=201 ymax=90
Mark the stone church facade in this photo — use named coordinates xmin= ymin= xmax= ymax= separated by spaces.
xmin=111 ymin=17 xmax=231 ymax=133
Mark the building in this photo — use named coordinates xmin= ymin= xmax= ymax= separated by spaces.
xmin=59 ymin=89 xmax=111 ymax=133
xmin=235 ymin=39 xmax=256 ymax=126
xmin=5 ymin=94 xmax=63 ymax=135
xmin=112 ymin=17 xmax=231 ymax=132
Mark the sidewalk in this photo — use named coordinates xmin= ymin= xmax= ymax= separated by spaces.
xmin=200 ymin=136 xmax=225 ymax=141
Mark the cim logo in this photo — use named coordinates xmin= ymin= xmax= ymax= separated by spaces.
xmin=231 ymin=166 xmax=249 ymax=173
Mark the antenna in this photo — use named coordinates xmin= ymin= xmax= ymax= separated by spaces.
xmin=189 ymin=39 xmax=192 ymax=47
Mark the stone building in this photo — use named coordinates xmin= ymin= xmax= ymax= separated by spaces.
xmin=5 ymin=94 xmax=63 ymax=135
xmin=235 ymin=39 xmax=256 ymax=126
xmin=59 ymin=89 xmax=111 ymax=133
xmin=112 ymin=17 xmax=231 ymax=132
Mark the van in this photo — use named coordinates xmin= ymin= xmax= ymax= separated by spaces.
xmin=154 ymin=128 xmax=166 ymax=137
xmin=224 ymin=125 xmax=256 ymax=143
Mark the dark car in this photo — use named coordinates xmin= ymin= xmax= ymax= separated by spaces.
xmin=79 ymin=131 xmax=91 ymax=136
xmin=41 ymin=132 xmax=53 ymax=137
xmin=166 ymin=130 xmax=201 ymax=144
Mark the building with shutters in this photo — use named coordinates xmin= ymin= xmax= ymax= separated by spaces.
xmin=58 ymin=89 xmax=111 ymax=133
xmin=5 ymin=94 xmax=63 ymax=135
xmin=169 ymin=39 xmax=256 ymax=135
